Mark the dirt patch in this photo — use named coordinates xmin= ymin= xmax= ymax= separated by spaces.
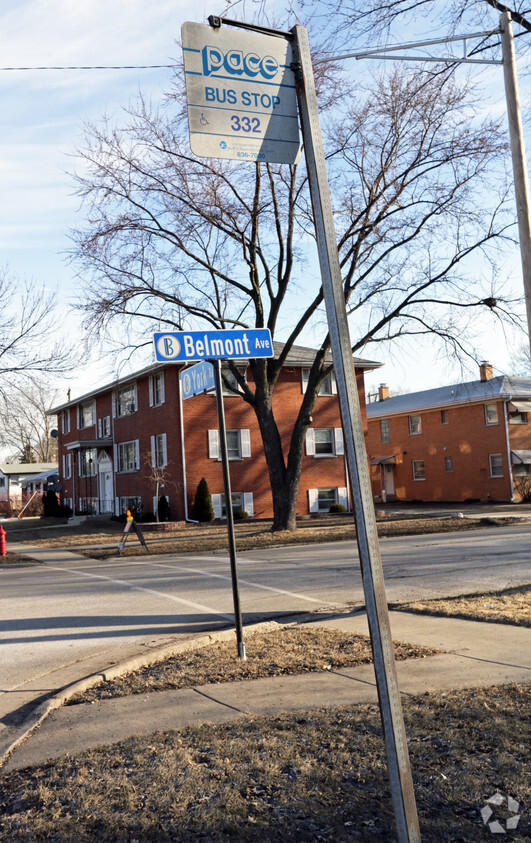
xmin=0 ymin=552 xmax=41 ymax=565
xmin=68 ymin=626 xmax=440 ymax=705
xmin=0 ymin=684 xmax=528 ymax=841
xmin=394 ymin=583 xmax=531 ymax=628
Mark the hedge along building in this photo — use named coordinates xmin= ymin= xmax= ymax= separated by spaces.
xmin=366 ymin=363 xmax=531 ymax=503
xmin=49 ymin=344 xmax=381 ymax=520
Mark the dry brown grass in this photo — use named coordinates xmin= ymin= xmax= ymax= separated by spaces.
xmin=68 ymin=626 xmax=440 ymax=705
xmin=0 ymin=684 xmax=529 ymax=841
xmin=393 ymin=583 xmax=531 ymax=628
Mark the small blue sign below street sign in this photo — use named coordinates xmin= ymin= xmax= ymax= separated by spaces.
xmin=180 ymin=360 xmax=215 ymax=400
xmin=154 ymin=329 xmax=274 ymax=362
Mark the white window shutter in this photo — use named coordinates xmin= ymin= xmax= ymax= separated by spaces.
xmin=308 ymin=488 xmax=319 ymax=513
xmin=152 ymin=496 xmax=157 ymax=514
xmin=62 ymin=455 xmax=66 ymax=477
xmin=240 ymin=429 xmax=251 ymax=458
xmin=113 ymin=444 xmax=118 ymax=470
xmin=162 ymin=433 xmax=168 ymax=467
xmin=150 ymin=436 xmax=156 ymax=467
xmin=115 ymin=496 xmax=120 ymax=516
xmin=208 ymin=429 xmax=220 ymax=459
xmin=212 ymin=494 xmax=222 ymax=519
xmin=148 ymin=376 xmax=154 ymax=407
xmin=331 ymin=372 xmax=337 ymax=394
xmin=134 ymin=440 xmax=140 ymax=470
xmin=301 ymin=368 xmax=309 ymax=394
xmin=334 ymin=428 xmax=344 ymax=456
xmin=306 ymin=428 xmax=315 ymax=456
xmin=160 ymin=372 xmax=165 ymax=403
xmin=111 ymin=394 xmax=116 ymax=419
xmin=97 ymin=418 xmax=102 ymax=438
xmin=242 ymin=492 xmax=254 ymax=516
xmin=338 ymin=487 xmax=348 ymax=509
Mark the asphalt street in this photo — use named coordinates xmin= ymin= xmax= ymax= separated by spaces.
xmin=1 ymin=524 xmax=530 ymax=716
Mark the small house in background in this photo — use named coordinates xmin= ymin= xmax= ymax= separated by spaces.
xmin=366 ymin=362 xmax=531 ymax=503
xmin=0 ymin=463 xmax=59 ymax=508
xmin=49 ymin=344 xmax=381 ymax=520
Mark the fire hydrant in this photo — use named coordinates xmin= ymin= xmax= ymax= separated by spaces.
xmin=0 ymin=526 xmax=6 ymax=557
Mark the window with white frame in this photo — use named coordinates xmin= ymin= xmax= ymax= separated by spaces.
xmin=409 ymin=415 xmax=422 ymax=435
xmin=116 ymin=383 xmax=137 ymax=417
xmin=149 ymin=371 xmax=165 ymax=407
xmin=62 ymin=453 xmax=72 ymax=480
xmin=489 ymin=453 xmax=503 ymax=477
xmin=208 ymin=429 xmax=251 ymax=460
xmin=484 ymin=403 xmax=498 ymax=425
xmin=79 ymin=448 xmax=97 ymax=477
xmin=305 ymin=427 xmax=344 ymax=457
xmin=120 ymin=496 xmax=142 ymax=516
xmin=509 ymin=409 xmax=528 ymax=425
xmin=301 ymin=368 xmax=336 ymax=395
xmin=308 ymin=486 xmax=348 ymax=513
xmin=151 ymin=433 xmax=167 ymax=468
xmin=211 ymin=492 xmax=254 ymax=518
xmin=380 ymin=419 xmax=390 ymax=444
xmin=62 ymin=409 xmax=71 ymax=434
xmin=412 ymin=459 xmax=425 ymax=480
xmin=78 ymin=400 xmax=95 ymax=430
xmin=118 ymin=440 xmax=139 ymax=472
xmin=97 ymin=416 xmax=111 ymax=438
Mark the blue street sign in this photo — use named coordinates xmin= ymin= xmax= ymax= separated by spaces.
xmin=180 ymin=360 xmax=216 ymax=399
xmin=153 ymin=329 xmax=274 ymax=362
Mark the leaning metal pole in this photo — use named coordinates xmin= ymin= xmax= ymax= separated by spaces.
xmin=500 ymin=11 xmax=531 ymax=356
xmin=291 ymin=25 xmax=421 ymax=842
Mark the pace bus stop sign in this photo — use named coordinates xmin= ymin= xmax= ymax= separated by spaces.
xmin=181 ymin=21 xmax=300 ymax=164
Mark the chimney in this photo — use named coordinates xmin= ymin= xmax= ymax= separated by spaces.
xmin=378 ymin=383 xmax=390 ymax=401
xmin=479 ymin=362 xmax=493 ymax=382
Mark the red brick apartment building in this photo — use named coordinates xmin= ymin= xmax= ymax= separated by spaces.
xmin=50 ymin=345 xmax=380 ymax=520
xmin=366 ymin=363 xmax=531 ymax=503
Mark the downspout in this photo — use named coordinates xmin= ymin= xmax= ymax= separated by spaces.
xmin=179 ymin=370 xmax=197 ymax=522
xmin=503 ymin=399 xmax=515 ymax=501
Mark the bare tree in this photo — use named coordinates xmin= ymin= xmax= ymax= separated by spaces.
xmin=140 ymin=450 xmax=179 ymax=521
xmin=0 ymin=269 xmax=74 ymax=398
xmin=71 ymin=62 xmax=515 ymax=530
xmin=0 ymin=381 xmax=60 ymax=463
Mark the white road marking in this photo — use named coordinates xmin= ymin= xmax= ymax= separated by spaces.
xmin=43 ymin=564 xmax=235 ymax=621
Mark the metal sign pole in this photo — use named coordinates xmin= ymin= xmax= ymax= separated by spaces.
xmin=213 ymin=359 xmax=247 ymax=660
xmin=291 ymin=25 xmax=420 ymax=842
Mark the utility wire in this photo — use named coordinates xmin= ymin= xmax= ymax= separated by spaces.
xmin=0 ymin=64 xmax=176 ymax=71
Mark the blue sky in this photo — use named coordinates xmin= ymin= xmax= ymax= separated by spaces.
xmin=0 ymin=1 xmax=529 ymax=402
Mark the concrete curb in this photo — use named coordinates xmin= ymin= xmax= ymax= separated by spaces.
xmin=0 ymin=619 xmax=286 ymax=769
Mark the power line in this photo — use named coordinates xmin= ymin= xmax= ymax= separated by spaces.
xmin=0 ymin=64 xmax=176 ymax=72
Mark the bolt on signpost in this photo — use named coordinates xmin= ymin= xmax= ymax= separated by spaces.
xmin=181 ymin=17 xmax=420 ymax=841
xmin=154 ymin=329 xmax=274 ymax=660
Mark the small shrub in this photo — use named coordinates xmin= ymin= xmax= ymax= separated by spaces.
xmin=514 ymin=474 xmax=531 ymax=502
xmin=57 ymin=504 xmax=73 ymax=518
xmin=158 ymin=495 xmax=171 ymax=522
xmin=193 ymin=478 xmax=214 ymax=522
xmin=234 ymin=509 xmax=249 ymax=520
xmin=140 ymin=511 xmax=156 ymax=523
xmin=329 ymin=503 xmax=346 ymax=513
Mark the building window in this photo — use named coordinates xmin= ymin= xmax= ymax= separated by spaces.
xmin=380 ymin=419 xmax=390 ymax=444
xmin=301 ymin=368 xmax=336 ymax=395
xmin=150 ymin=372 xmax=165 ymax=407
xmin=208 ymin=429 xmax=251 ymax=459
xmin=412 ymin=460 xmax=425 ymax=480
xmin=116 ymin=384 xmax=137 ymax=417
xmin=211 ymin=492 xmax=254 ymax=518
xmin=317 ymin=488 xmax=337 ymax=512
xmin=221 ymin=368 xmax=245 ymax=396
xmin=78 ymin=401 xmax=95 ymax=430
xmin=62 ymin=453 xmax=72 ymax=480
xmin=509 ymin=410 xmax=528 ymax=425
xmin=97 ymin=416 xmax=111 ymax=438
xmin=484 ymin=403 xmax=498 ymax=425
xmin=441 ymin=409 xmax=449 ymax=425
xmin=220 ymin=492 xmax=243 ymax=517
xmin=120 ymin=496 xmax=142 ymax=517
xmin=62 ymin=409 xmax=71 ymax=434
xmin=0 ymin=477 xmax=5 ymax=488
xmin=79 ymin=448 xmax=96 ymax=477
xmin=118 ymin=440 xmax=139 ymax=472
xmin=409 ymin=415 xmax=422 ymax=435
xmin=489 ymin=453 xmax=503 ymax=477
xmin=153 ymin=433 xmax=167 ymax=468
xmin=306 ymin=427 xmax=344 ymax=457
xmin=445 ymin=456 xmax=453 ymax=472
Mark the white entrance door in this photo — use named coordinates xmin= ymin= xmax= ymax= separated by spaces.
xmin=99 ymin=470 xmax=113 ymax=513
xmin=383 ymin=463 xmax=395 ymax=497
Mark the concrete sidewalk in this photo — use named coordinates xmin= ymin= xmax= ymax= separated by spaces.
xmin=2 ymin=609 xmax=529 ymax=774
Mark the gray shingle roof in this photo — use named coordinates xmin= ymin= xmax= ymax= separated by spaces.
xmin=366 ymin=375 xmax=531 ymax=418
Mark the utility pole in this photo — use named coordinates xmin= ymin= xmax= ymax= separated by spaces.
xmin=500 ymin=11 xmax=531 ymax=355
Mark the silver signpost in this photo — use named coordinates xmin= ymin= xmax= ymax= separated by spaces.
xmin=181 ymin=18 xmax=421 ymax=841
